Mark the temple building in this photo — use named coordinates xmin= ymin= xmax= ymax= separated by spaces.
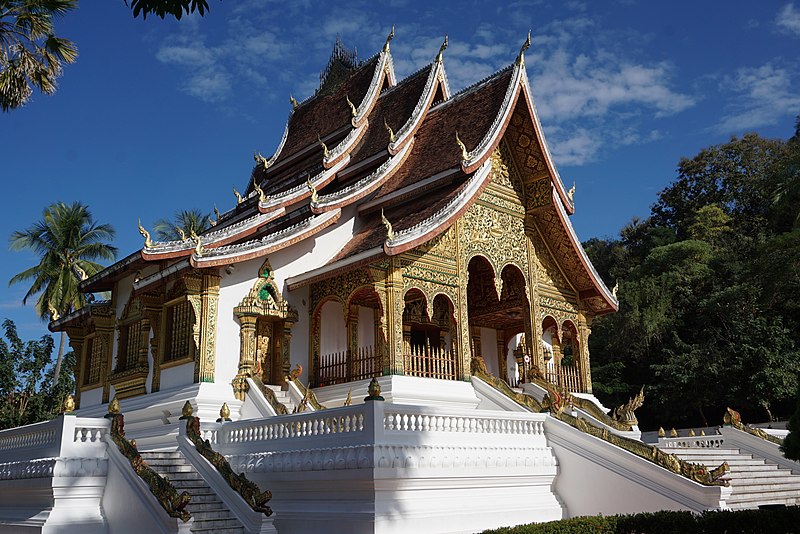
xmin=1 ymin=30 xmax=795 ymax=534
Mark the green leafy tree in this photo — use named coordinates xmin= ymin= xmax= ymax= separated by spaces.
xmin=125 ymin=0 xmax=216 ymax=19
xmin=783 ymin=381 xmax=800 ymax=461
xmin=9 ymin=201 xmax=116 ymax=386
xmin=152 ymin=208 xmax=211 ymax=241
xmin=0 ymin=0 xmax=78 ymax=111
xmin=0 ymin=319 xmax=74 ymax=429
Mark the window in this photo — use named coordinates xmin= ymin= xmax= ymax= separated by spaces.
xmin=164 ymin=300 xmax=192 ymax=361
xmin=117 ymin=320 xmax=143 ymax=371
xmin=84 ymin=335 xmax=103 ymax=385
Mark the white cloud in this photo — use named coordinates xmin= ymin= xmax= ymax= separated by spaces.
xmin=715 ymin=63 xmax=800 ymax=133
xmin=776 ymin=3 xmax=800 ymax=35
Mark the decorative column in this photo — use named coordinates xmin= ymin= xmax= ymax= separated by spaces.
xmin=140 ymin=294 xmax=163 ymax=393
xmin=385 ymin=256 xmax=405 ymax=375
xmin=282 ymin=315 xmax=296 ymax=380
xmin=196 ymin=271 xmax=221 ymax=383
xmin=496 ymin=331 xmax=507 ymax=382
xmin=91 ymin=305 xmax=115 ymax=404
xmin=64 ymin=328 xmax=86 ymax=407
xmin=347 ymin=304 xmax=359 ymax=380
xmin=233 ymin=314 xmax=257 ymax=400
xmin=578 ymin=314 xmax=593 ymax=393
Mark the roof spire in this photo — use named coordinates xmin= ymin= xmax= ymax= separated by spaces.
xmin=516 ymin=30 xmax=531 ymax=66
xmin=435 ymin=35 xmax=448 ymax=63
xmin=289 ymin=95 xmax=299 ymax=109
xmin=383 ymin=25 xmax=395 ymax=53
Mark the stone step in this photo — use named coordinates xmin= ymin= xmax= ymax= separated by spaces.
xmin=729 ymin=474 xmax=798 ymax=484
xmin=159 ymin=471 xmax=205 ymax=482
xmin=185 ymin=493 xmax=225 ymax=504
xmin=663 ymin=448 xmax=741 ymax=456
xmin=140 ymin=457 xmax=189 ymax=467
xmin=140 ymin=452 xmax=182 ymax=459
xmin=148 ymin=464 xmax=195 ymax=473
xmin=728 ymin=495 xmax=800 ymax=509
xmin=187 ymin=502 xmax=226 ymax=513
xmin=674 ymin=457 xmax=768 ymax=466
xmin=170 ymin=479 xmax=212 ymax=489
xmin=191 ymin=509 xmax=237 ymax=521
xmin=190 ymin=527 xmax=244 ymax=534
xmin=191 ymin=518 xmax=242 ymax=530
xmin=729 ymin=481 xmax=800 ymax=494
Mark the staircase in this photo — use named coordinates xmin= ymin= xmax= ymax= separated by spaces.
xmin=140 ymin=451 xmax=246 ymax=533
xmin=664 ymin=446 xmax=800 ymax=509
xmin=263 ymin=384 xmax=296 ymax=413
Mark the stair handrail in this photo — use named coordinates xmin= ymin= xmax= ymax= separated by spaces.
xmin=471 ymin=357 xmax=542 ymax=412
xmin=288 ymin=377 xmax=326 ymax=411
xmin=250 ymin=375 xmax=289 ymax=415
xmin=471 ymin=358 xmax=729 ymax=487
xmin=183 ymin=415 xmax=273 ymax=516
xmin=557 ymin=411 xmax=730 ymax=487
xmin=106 ymin=411 xmax=191 ymax=522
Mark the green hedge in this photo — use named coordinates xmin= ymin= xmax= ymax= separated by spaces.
xmin=481 ymin=506 xmax=800 ymax=534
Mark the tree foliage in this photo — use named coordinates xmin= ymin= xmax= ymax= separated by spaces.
xmin=0 ymin=319 xmax=74 ymax=429
xmin=9 ymin=201 xmax=116 ymax=385
xmin=153 ymin=208 xmax=211 ymax=241
xmin=0 ymin=0 xmax=78 ymax=111
xmin=125 ymin=0 xmax=215 ymax=19
xmin=587 ymin=125 xmax=800 ymax=429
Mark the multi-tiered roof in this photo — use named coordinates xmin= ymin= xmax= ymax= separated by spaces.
xmin=78 ymin=30 xmax=616 ymax=316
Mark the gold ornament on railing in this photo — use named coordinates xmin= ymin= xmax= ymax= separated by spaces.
xmin=217 ymin=402 xmax=231 ymax=422
xmin=658 ymin=426 xmax=665 ymax=438
xmin=700 ymin=430 xmax=706 ymax=436
xmin=181 ymin=401 xmax=193 ymax=418
xmin=670 ymin=427 xmax=678 ymax=438
xmin=63 ymin=394 xmax=75 ymax=414
xmin=108 ymin=395 xmax=120 ymax=415
xmin=365 ymin=377 xmax=384 ymax=401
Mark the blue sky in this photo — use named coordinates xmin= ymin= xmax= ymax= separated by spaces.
xmin=1 ymin=0 xmax=799 ymax=341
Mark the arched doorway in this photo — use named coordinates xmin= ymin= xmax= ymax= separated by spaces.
xmin=402 ymin=289 xmax=458 ymax=379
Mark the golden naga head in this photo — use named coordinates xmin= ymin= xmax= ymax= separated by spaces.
xmin=384 ymin=118 xmax=396 ymax=144
xmin=455 ymin=131 xmax=469 ymax=161
xmin=138 ymin=218 xmax=153 ymax=248
xmin=435 ymin=35 xmax=448 ymax=63
xmin=383 ymin=24 xmax=395 ymax=53
xmin=381 ymin=209 xmax=394 ymax=241
xmin=516 ymin=30 xmax=531 ymax=66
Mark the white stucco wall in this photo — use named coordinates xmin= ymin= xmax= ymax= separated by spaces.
xmin=320 ymin=301 xmax=346 ymax=356
xmin=358 ymin=306 xmax=375 ymax=350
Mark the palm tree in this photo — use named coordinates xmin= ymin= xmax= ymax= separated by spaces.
xmin=0 ymin=0 xmax=79 ymax=111
xmin=9 ymin=201 xmax=117 ymax=385
xmin=152 ymin=208 xmax=212 ymax=241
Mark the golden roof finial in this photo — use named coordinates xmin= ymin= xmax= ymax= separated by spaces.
xmin=516 ymin=30 xmax=531 ymax=66
xmin=346 ymin=94 xmax=357 ymax=118
xmin=254 ymin=150 xmax=270 ymax=171
xmin=181 ymin=401 xmax=193 ymax=418
xmin=108 ymin=396 xmax=120 ymax=415
xmin=435 ymin=35 xmax=448 ymax=63
xmin=138 ymin=219 xmax=154 ymax=249
xmin=209 ymin=204 xmax=219 ymax=227
xmin=612 ymin=281 xmax=619 ymax=299
xmin=290 ymin=95 xmax=299 ymax=109
xmin=317 ymin=134 xmax=329 ymax=159
xmin=175 ymin=226 xmax=187 ymax=241
xmin=307 ymin=178 xmax=318 ymax=204
xmin=384 ymin=118 xmax=395 ymax=144
xmin=568 ymin=181 xmax=576 ymax=202
xmin=192 ymin=232 xmax=204 ymax=257
xmin=63 ymin=394 xmax=75 ymax=413
xmin=252 ymin=176 xmax=266 ymax=203
xmin=48 ymin=303 xmax=60 ymax=322
xmin=233 ymin=186 xmax=244 ymax=205
xmin=455 ymin=131 xmax=469 ymax=161
xmin=214 ymin=205 xmax=221 ymax=221
xmin=381 ymin=209 xmax=394 ymax=241
xmin=383 ymin=24 xmax=395 ymax=53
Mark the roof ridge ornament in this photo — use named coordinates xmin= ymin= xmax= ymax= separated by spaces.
xmin=289 ymin=95 xmax=299 ymax=109
xmin=209 ymin=204 xmax=220 ymax=227
xmin=384 ymin=118 xmax=395 ymax=144
xmin=516 ymin=30 xmax=531 ymax=67
xmin=252 ymin=176 xmax=266 ymax=203
xmin=381 ymin=209 xmax=394 ymax=241
xmin=346 ymin=94 xmax=357 ymax=118
xmin=191 ymin=230 xmax=204 ymax=257
xmin=383 ymin=25 xmax=395 ymax=53
xmin=568 ymin=181 xmax=576 ymax=202
xmin=233 ymin=186 xmax=244 ymax=205
xmin=138 ymin=219 xmax=153 ymax=249
xmin=435 ymin=35 xmax=448 ymax=63
xmin=317 ymin=134 xmax=329 ymax=159
xmin=175 ymin=226 xmax=187 ymax=241
xmin=306 ymin=178 xmax=318 ymax=204
xmin=254 ymin=150 xmax=270 ymax=171
xmin=455 ymin=131 xmax=470 ymax=161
